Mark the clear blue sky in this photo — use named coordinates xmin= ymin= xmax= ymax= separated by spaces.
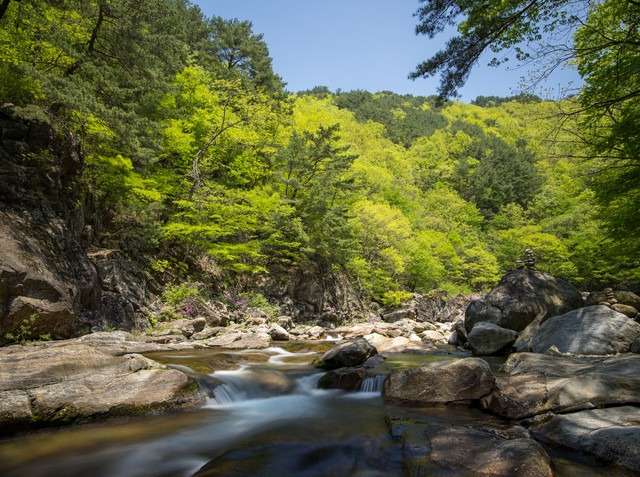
xmin=194 ymin=0 xmax=582 ymax=102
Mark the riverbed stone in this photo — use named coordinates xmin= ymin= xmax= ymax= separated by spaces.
xmin=0 ymin=342 xmax=201 ymax=434
xmin=468 ymin=322 xmax=518 ymax=356
xmin=318 ymin=367 xmax=368 ymax=391
xmin=363 ymin=332 xmax=436 ymax=354
xmin=529 ymin=305 xmax=640 ymax=355
xmin=481 ymin=352 xmax=640 ymax=419
xmin=268 ymin=324 xmax=290 ymax=341
xmin=316 ymin=336 xmax=377 ymax=370
xmin=383 ymin=358 xmax=494 ymax=406
xmin=531 ymin=406 xmax=640 ymax=473
xmin=465 ymin=269 xmax=583 ymax=333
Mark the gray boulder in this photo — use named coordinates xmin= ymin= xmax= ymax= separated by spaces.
xmin=0 ymin=341 xmax=201 ymax=434
xmin=531 ymin=406 xmax=640 ymax=473
xmin=529 ymin=305 xmax=640 ymax=355
xmin=468 ymin=322 xmax=518 ymax=356
xmin=383 ymin=358 xmax=494 ymax=406
xmin=633 ymin=335 xmax=640 ymax=354
xmin=481 ymin=352 xmax=640 ymax=419
xmin=268 ymin=324 xmax=290 ymax=341
xmin=315 ymin=336 xmax=377 ymax=370
xmin=465 ymin=269 xmax=583 ymax=332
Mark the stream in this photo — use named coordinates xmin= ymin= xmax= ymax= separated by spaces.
xmin=0 ymin=341 xmax=626 ymax=476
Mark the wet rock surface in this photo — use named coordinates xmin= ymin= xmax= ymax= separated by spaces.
xmin=315 ymin=336 xmax=377 ymax=370
xmin=383 ymin=357 xmax=494 ymax=406
xmin=531 ymin=406 xmax=640 ymax=473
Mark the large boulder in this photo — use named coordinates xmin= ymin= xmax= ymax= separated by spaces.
xmin=0 ymin=341 xmax=201 ymax=434
xmin=481 ymin=352 xmax=640 ymax=419
xmin=383 ymin=358 xmax=494 ymax=406
xmin=531 ymin=407 xmax=640 ymax=474
xmin=468 ymin=322 xmax=519 ymax=356
xmin=315 ymin=337 xmax=377 ymax=370
xmin=465 ymin=269 xmax=583 ymax=333
xmin=529 ymin=305 xmax=640 ymax=355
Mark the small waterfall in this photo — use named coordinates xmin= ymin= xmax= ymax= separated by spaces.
xmin=208 ymin=369 xmax=273 ymax=405
xmin=325 ymin=333 xmax=343 ymax=341
xmin=359 ymin=374 xmax=386 ymax=393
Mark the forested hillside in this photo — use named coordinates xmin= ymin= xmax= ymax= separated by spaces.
xmin=1 ymin=0 xmax=637 ymax=313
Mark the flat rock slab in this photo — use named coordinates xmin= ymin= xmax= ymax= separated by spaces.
xmin=530 ymin=305 xmax=640 ymax=355
xmin=531 ymin=406 xmax=640 ymax=473
xmin=481 ymin=352 xmax=640 ymax=419
xmin=386 ymin=413 xmax=552 ymax=477
xmin=383 ymin=357 xmax=494 ymax=406
xmin=0 ymin=341 xmax=201 ymax=434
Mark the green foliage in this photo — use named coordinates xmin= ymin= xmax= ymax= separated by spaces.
xmin=381 ymin=290 xmax=413 ymax=308
xmin=4 ymin=314 xmax=51 ymax=345
xmin=161 ymin=283 xmax=202 ymax=307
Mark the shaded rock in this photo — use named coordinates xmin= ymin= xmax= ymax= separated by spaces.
xmin=586 ymin=290 xmax=640 ymax=310
xmin=481 ymin=352 xmax=640 ymax=419
xmin=468 ymin=322 xmax=518 ymax=356
xmin=513 ymin=310 xmax=546 ymax=352
xmin=531 ymin=406 xmax=640 ymax=473
xmin=382 ymin=307 xmax=415 ymax=323
xmin=268 ymin=324 xmax=290 ymax=341
xmin=632 ymin=336 xmax=640 ymax=354
xmin=383 ymin=358 xmax=494 ymax=406
xmin=610 ymin=303 xmax=638 ymax=319
xmin=318 ymin=367 xmax=368 ymax=391
xmin=465 ymin=269 xmax=583 ymax=333
xmin=0 ymin=342 xmax=201 ymax=434
xmin=529 ymin=305 xmax=640 ymax=355
xmin=316 ymin=337 xmax=377 ymax=370
xmin=430 ymin=426 xmax=552 ymax=477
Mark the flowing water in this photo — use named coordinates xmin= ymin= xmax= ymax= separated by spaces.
xmin=0 ymin=342 xmax=627 ymax=476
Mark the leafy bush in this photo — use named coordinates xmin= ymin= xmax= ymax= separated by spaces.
xmin=4 ymin=314 xmax=51 ymax=345
xmin=161 ymin=283 xmax=202 ymax=307
xmin=381 ymin=290 xmax=413 ymax=307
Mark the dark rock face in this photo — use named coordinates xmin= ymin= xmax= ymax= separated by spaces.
xmin=316 ymin=337 xmax=377 ymax=370
xmin=468 ymin=322 xmax=519 ymax=356
xmin=531 ymin=407 xmax=640 ymax=474
xmin=0 ymin=109 xmax=101 ymax=341
xmin=318 ymin=367 xmax=368 ymax=391
xmin=529 ymin=305 xmax=640 ymax=355
xmin=383 ymin=358 xmax=495 ymax=406
xmin=0 ymin=107 xmax=150 ymax=341
xmin=465 ymin=269 xmax=584 ymax=333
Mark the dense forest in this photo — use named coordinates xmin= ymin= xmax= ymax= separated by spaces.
xmin=1 ymin=0 xmax=638 ymax=310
